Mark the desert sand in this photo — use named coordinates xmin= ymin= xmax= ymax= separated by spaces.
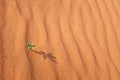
xmin=0 ymin=0 xmax=120 ymax=80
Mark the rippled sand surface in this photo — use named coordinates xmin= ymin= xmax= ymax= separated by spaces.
xmin=0 ymin=0 xmax=120 ymax=80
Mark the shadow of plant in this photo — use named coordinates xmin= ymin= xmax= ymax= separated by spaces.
xmin=32 ymin=50 xmax=57 ymax=64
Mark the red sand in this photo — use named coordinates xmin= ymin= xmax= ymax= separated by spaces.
xmin=0 ymin=0 xmax=120 ymax=80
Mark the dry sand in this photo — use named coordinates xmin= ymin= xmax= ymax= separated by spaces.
xmin=0 ymin=0 xmax=120 ymax=80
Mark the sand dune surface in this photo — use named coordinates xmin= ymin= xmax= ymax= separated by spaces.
xmin=0 ymin=0 xmax=120 ymax=80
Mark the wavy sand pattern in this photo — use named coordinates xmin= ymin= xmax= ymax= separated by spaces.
xmin=0 ymin=0 xmax=120 ymax=80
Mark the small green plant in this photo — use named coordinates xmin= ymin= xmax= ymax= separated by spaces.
xmin=27 ymin=42 xmax=35 ymax=51
xmin=27 ymin=42 xmax=57 ymax=64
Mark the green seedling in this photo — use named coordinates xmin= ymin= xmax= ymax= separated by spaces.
xmin=27 ymin=42 xmax=57 ymax=64
xmin=27 ymin=42 xmax=35 ymax=51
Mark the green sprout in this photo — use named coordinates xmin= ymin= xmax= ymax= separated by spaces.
xmin=27 ymin=42 xmax=35 ymax=51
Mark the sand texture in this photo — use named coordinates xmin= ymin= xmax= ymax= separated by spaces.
xmin=0 ymin=0 xmax=120 ymax=80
